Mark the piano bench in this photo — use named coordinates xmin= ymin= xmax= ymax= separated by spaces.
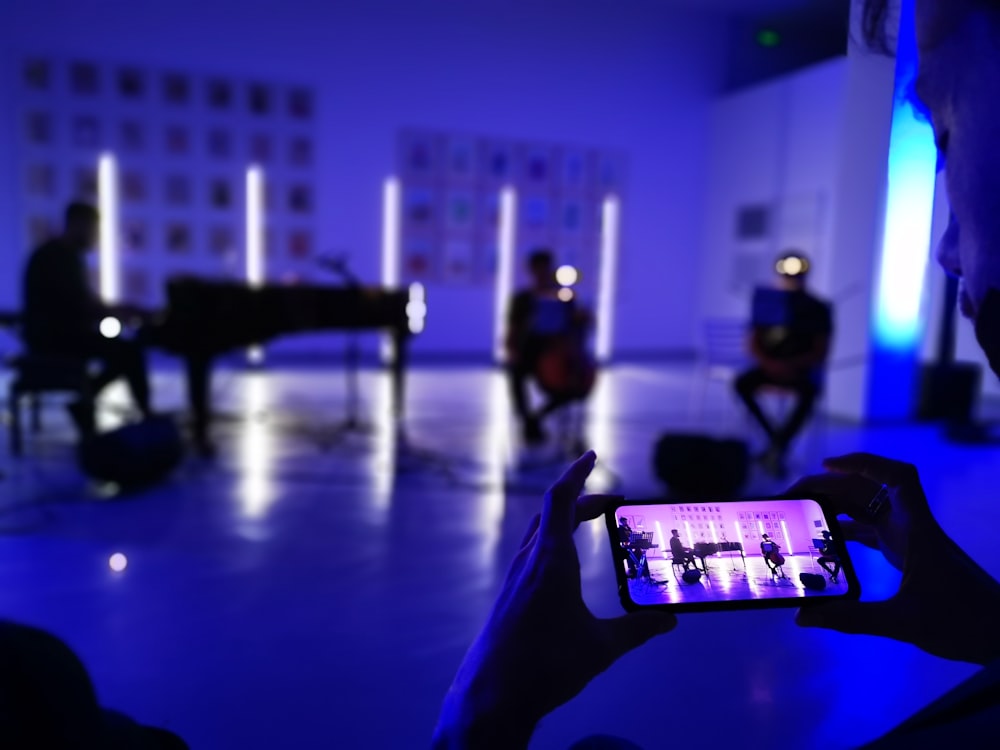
xmin=6 ymin=354 xmax=90 ymax=456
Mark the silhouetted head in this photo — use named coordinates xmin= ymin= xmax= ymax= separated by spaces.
xmin=619 ymin=517 xmax=629 ymax=526
xmin=671 ymin=529 xmax=679 ymax=537
xmin=775 ymin=250 xmax=810 ymax=292
xmin=822 ymin=530 xmax=832 ymax=539
xmin=762 ymin=534 xmax=771 ymax=541
xmin=527 ymin=249 xmax=555 ymax=289
xmin=62 ymin=202 xmax=99 ymax=252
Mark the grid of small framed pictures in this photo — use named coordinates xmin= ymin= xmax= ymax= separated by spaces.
xmin=17 ymin=57 xmax=318 ymax=307
xmin=397 ymin=129 xmax=626 ymax=298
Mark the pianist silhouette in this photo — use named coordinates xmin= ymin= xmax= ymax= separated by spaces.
xmin=505 ymin=249 xmax=588 ymax=444
xmin=669 ymin=529 xmax=696 ymax=570
xmin=23 ymin=202 xmax=152 ymax=436
xmin=617 ymin=517 xmax=639 ymax=577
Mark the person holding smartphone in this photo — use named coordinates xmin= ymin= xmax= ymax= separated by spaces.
xmin=433 ymin=4 xmax=1000 ymax=745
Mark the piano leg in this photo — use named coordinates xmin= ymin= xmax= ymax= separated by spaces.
xmin=185 ymin=354 xmax=214 ymax=456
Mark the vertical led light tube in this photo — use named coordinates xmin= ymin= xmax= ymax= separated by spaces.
xmin=494 ymin=186 xmax=517 ymax=363
xmin=97 ymin=153 xmax=120 ymax=303
xmin=596 ymin=195 xmax=620 ymax=362
xmin=382 ymin=177 xmax=402 ymax=362
xmin=246 ymin=165 xmax=265 ymax=364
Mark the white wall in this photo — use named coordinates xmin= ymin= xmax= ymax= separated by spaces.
xmin=697 ymin=58 xmax=848 ymax=325
xmin=0 ymin=0 xmax=726 ymax=359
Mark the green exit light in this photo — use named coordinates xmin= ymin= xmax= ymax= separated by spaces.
xmin=757 ymin=29 xmax=782 ymax=48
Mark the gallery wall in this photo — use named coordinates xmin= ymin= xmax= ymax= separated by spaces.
xmin=0 ymin=0 xmax=727 ymax=360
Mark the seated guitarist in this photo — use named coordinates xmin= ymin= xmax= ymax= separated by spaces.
xmin=505 ymin=249 xmax=589 ymax=444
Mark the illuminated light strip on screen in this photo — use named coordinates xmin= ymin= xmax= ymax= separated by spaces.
xmin=684 ymin=521 xmax=694 ymax=549
xmin=710 ymin=523 xmax=720 ymax=555
xmin=758 ymin=521 xmax=766 ymax=537
xmin=781 ymin=520 xmax=793 ymax=555
xmin=494 ymin=186 xmax=517 ymax=362
xmin=733 ymin=521 xmax=744 ymax=549
xmin=873 ymin=0 xmax=936 ymax=352
xmin=655 ymin=521 xmax=667 ymax=555
xmin=246 ymin=165 xmax=265 ymax=364
xmin=596 ymin=195 xmax=620 ymax=363
xmin=381 ymin=177 xmax=402 ymax=362
xmin=97 ymin=153 xmax=120 ymax=303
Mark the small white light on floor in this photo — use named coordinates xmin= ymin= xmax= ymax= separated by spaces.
xmin=557 ymin=287 xmax=574 ymax=302
xmin=555 ymin=264 xmax=578 ymax=287
xmin=99 ymin=316 xmax=122 ymax=339
xmin=109 ymin=553 xmax=128 ymax=572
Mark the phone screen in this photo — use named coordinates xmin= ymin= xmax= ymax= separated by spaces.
xmin=609 ymin=497 xmax=859 ymax=612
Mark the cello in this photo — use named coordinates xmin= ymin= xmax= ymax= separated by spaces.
xmin=533 ymin=293 xmax=597 ymax=403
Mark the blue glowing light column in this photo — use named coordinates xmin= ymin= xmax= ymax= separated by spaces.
xmin=867 ymin=0 xmax=937 ymax=419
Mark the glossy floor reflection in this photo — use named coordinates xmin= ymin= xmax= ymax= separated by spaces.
xmin=0 ymin=363 xmax=998 ymax=749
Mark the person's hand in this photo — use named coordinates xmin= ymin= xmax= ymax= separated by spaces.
xmin=787 ymin=453 xmax=1000 ymax=665
xmin=432 ymin=452 xmax=676 ymax=749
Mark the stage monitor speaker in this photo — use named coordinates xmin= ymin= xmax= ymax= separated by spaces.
xmin=799 ymin=573 xmax=827 ymax=591
xmin=78 ymin=416 xmax=184 ymax=489
xmin=653 ymin=434 xmax=749 ymax=499
xmin=916 ymin=363 xmax=982 ymax=422
xmin=681 ymin=569 xmax=702 ymax=584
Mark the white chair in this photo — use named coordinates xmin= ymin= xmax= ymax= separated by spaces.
xmin=691 ymin=318 xmax=751 ymax=425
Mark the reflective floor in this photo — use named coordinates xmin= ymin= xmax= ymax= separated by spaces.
xmin=0 ymin=363 xmax=998 ymax=749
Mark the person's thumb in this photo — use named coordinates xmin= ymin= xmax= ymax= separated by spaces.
xmin=795 ymin=599 xmax=896 ymax=637
xmin=603 ymin=611 xmax=677 ymax=660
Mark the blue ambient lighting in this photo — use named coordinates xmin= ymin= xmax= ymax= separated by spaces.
xmin=873 ymin=0 xmax=936 ymax=352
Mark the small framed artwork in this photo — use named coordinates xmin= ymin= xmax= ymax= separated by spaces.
xmin=207 ymin=79 xmax=232 ymax=110
xmin=442 ymin=237 xmax=474 ymax=283
xmin=522 ymin=195 xmax=550 ymax=231
xmin=288 ymin=230 xmax=313 ymax=260
xmin=26 ymin=112 xmax=52 ymax=145
xmin=209 ymin=179 xmax=232 ymax=210
xmin=404 ymin=187 xmax=436 ymax=228
xmin=165 ymin=125 xmax=190 ymax=155
xmin=289 ymin=137 xmax=312 ymax=167
xmin=165 ymin=175 xmax=191 ymax=206
xmin=23 ymin=59 xmax=50 ymax=91
xmin=250 ymin=133 xmax=272 ymax=162
xmin=446 ymin=136 xmax=476 ymax=181
xmin=124 ymin=221 xmax=148 ymax=253
xmin=72 ymin=116 xmax=101 ymax=148
xmin=120 ymin=120 xmax=144 ymax=151
xmin=288 ymin=184 xmax=312 ymax=214
xmin=123 ymin=171 xmax=147 ymax=203
xmin=249 ymin=83 xmax=270 ymax=115
xmin=288 ymin=87 xmax=313 ymax=119
xmin=26 ymin=164 xmax=55 ymax=197
xmin=74 ymin=167 xmax=97 ymax=200
xmin=118 ymin=67 xmax=145 ymax=99
xmin=124 ymin=269 xmax=150 ymax=302
xmin=559 ymin=199 xmax=584 ymax=233
xmin=207 ymin=129 xmax=230 ymax=159
xmin=445 ymin=190 xmax=474 ymax=230
xmin=403 ymin=238 xmax=434 ymax=280
xmin=399 ymin=131 xmax=437 ymax=179
xmin=166 ymin=224 xmax=191 ymax=254
xmin=522 ymin=147 xmax=552 ymax=183
xmin=70 ymin=61 xmax=99 ymax=95
xmin=163 ymin=73 xmax=190 ymax=105
xmin=559 ymin=148 xmax=588 ymax=188
xmin=481 ymin=140 xmax=514 ymax=183
xmin=209 ymin=226 xmax=235 ymax=256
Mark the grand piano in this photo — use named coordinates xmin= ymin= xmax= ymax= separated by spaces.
xmin=145 ymin=277 xmax=415 ymax=451
xmin=692 ymin=541 xmax=746 ymax=573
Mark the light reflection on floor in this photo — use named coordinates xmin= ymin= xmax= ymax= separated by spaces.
xmin=0 ymin=363 xmax=995 ymax=749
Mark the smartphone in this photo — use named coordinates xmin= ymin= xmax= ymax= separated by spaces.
xmin=606 ymin=496 xmax=860 ymax=613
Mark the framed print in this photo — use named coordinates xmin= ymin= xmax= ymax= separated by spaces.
xmin=72 ymin=116 xmax=100 ymax=148
xmin=166 ymin=223 xmax=191 ymax=254
xmin=288 ymin=87 xmax=313 ymax=119
xmin=123 ymin=171 xmax=147 ymax=203
xmin=165 ymin=125 xmax=190 ymax=155
xmin=120 ymin=120 xmax=144 ymax=151
xmin=23 ymin=59 xmax=50 ymax=91
xmin=209 ymin=179 xmax=232 ymax=210
xmin=163 ymin=73 xmax=190 ymax=105
xmin=70 ymin=61 xmax=99 ymax=95
xmin=124 ymin=221 xmax=147 ymax=253
xmin=249 ymin=83 xmax=270 ymax=115
xmin=26 ymin=112 xmax=52 ymax=145
xmin=26 ymin=164 xmax=55 ymax=197
xmin=289 ymin=137 xmax=312 ymax=167
xmin=118 ymin=67 xmax=145 ymax=100
xmin=207 ymin=79 xmax=232 ymax=110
